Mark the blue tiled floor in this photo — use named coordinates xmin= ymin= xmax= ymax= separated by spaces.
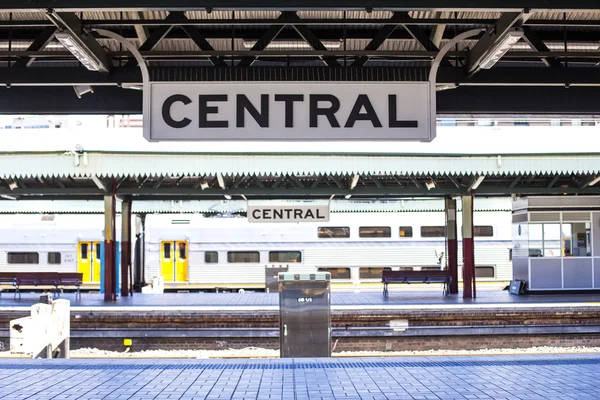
xmin=2 ymin=289 xmax=600 ymax=308
xmin=0 ymin=354 xmax=599 ymax=399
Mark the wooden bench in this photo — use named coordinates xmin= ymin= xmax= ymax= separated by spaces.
xmin=382 ymin=270 xmax=452 ymax=297
xmin=8 ymin=272 xmax=83 ymax=298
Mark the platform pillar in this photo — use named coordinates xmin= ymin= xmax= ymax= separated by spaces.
xmin=121 ymin=199 xmax=132 ymax=297
xmin=462 ymin=193 xmax=476 ymax=298
xmin=445 ymin=197 xmax=459 ymax=294
xmin=103 ymin=181 xmax=117 ymax=301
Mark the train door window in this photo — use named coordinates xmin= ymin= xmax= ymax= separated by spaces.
xmin=205 ymin=251 xmax=218 ymax=264
xmin=474 ymin=226 xmax=494 ymax=237
xmin=8 ymin=252 xmax=39 ymax=264
xmin=359 ymin=226 xmax=391 ymax=238
xmin=48 ymin=252 xmax=61 ymax=264
xmin=227 ymin=251 xmax=260 ymax=263
xmin=80 ymin=243 xmax=89 ymax=260
xmin=163 ymin=243 xmax=172 ymax=259
xmin=178 ymin=243 xmax=187 ymax=260
xmin=359 ymin=267 xmax=391 ymax=279
xmin=317 ymin=227 xmax=350 ymax=238
xmin=95 ymin=245 xmax=101 ymax=260
xmin=269 ymin=251 xmax=302 ymax=263
xmin=317 ymin=267 xmax=351 ymax=279
xmin=399 ymin=226 xmax=413 ymax=237
xmin=420 ymin=226 xmax=446 ymax=237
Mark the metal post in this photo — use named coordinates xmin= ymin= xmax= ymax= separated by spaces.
xmin=103 ymin=181 xmax=117 ymax=301
xmin=461 ymin=193 xmax=476 ymax=298
xmin=445 ymin=197 xmax=459 ymax=294
xmin=121 ymin=199 xmax=132 ymax=297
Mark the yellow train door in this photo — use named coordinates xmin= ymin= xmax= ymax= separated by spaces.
xmin=77 ymin=242 xmax=92 ymax=283
xmin=160 ymin=240 xmax=189 ymax=282
xmin=92 ymin=242 xmax=102 ymax=283
xmin=175 ymin=241 xmax=189 ymax=282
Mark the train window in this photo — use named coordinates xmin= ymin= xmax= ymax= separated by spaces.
xmin=317 ymin=227 xmax=350 ymax=238
xmin=359 ymin=226 xmax=391 ymax=238
xmin=359 ymin=267 xmax=391 ymax=279
xmin=399 ymin=226 xmax=413 ymax=237
xmin=317 ymin=267 xmax=351 ymax=279
xmin=228 ymin=251 xmax=260 ymax=263
xmin=475 ymin=266 xmax=495 ymax=278
xmin=420 ymin=226 xmax=446 ymax=237
xmin=474 ymin=226 xmax=494 ymax=237
xmin=81 ymin=244 xmax=88 ymax=260
xmin=269 ymin=251 xmax=302 ymax=263
xmin=48 ymin=252 xmax=61 ymax=264
xmin=398 ymin=267 xmax=414 ymax=271
xmin=163 ymin=243 xmax=171 ymax=259
xmin=205 ymin=251 xmax=218 ymax=264
xmin=8 ymin=252 xmax=39 ymax=264
xmin=96 ymin=245 xmax=101 ymax=260
xmin=178 ymin=243 xmax=187 ymax=260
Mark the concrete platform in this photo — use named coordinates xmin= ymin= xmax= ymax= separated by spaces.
xmin=0 ymin=354 xmax=599 ymax=399
xmin=2 ymin=289 xmax=600 ymax=310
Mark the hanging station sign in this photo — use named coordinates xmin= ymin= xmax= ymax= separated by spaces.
xmin=145 ymin=82 xmax=434 ymax=142
xmin=247 ymin=204 xmax=330 ymax=223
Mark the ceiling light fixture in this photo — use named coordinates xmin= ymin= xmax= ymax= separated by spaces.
xmin=478 ymin=28 xmax=524 ymax=70
xmin=55 ymin=31 xmax=107 ymax=72
xmin=588 ymin=176 xmax=600 ymax=187
xmin=0 ymin=194 xmax=17 ymax=200
xmin=73 ymin=85 xmax=94 ymax=99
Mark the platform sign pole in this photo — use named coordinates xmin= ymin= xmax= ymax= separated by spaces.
xmin=445 ymin=197 xmax=459 ymax=294
xmin=103 ymin=180 xmax=117 ymax=301
xmin=462 ymin=194 xmax=476 ymax=298
xmin=121 ymin=199 xmax=132 ymax=297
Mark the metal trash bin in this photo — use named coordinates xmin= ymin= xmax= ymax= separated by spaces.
xmin=279 ymin=272 xmax=331 ymax=358
xmin=265 ymin=265 xmax=289 ymax=293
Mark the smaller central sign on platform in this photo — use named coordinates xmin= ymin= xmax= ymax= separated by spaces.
xmin=146 ymin=82 xmax=434 ymax=142
xmin=248 ymin=204 xmax=330 ymax=223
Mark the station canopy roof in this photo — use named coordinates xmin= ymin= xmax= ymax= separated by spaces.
xmin=2 ymin=3 xmax=600 ymax=113
xmin=0 ymin=124 xmax=599 ymax=201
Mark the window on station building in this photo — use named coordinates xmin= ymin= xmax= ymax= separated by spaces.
xmin=420 ymin=226 xmax=446 ymax=237
xmin=204 ymin=251 xmax=218 ymax=264
xmin=227 ymin=251 xmax=260 ymax=263
xmin=317 ymin=267 xmax=351 ymax=279
xmin=269 ymin=251 xmax=302 ymax=263
xmin=474 ymin=226 xmax=494 ymax=237
xmin=48 ymin=252 xmax=61 ymax=264
xmin=317 ymin=227 xmax=350 ymax=238
xmin=359 ymin=226 xmax=391 ymax=238
xmin=8 ymin=252 xmax=39 ymax=264
xmin=561 ymin=222 xmax=591 ymax=257
xmin=399 ymin=226 xmax=413 ymax=238
xmin=529 ymin=224 xmax=561 ymax=257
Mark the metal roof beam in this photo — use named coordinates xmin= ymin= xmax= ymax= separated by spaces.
xmin=2 ymin=0 xmax=600 ymax=9
xmin=124 ymin=11 xmax=184 ymax=67
xmin=48 ymin=12 xmax=112 ymax=73
xmin=237 ymin=12 xmax=291 ymax=67
xmin=133 ymin=11 xmax=149 ymax=43
xmin=12 ymin=26 xmax=56 ymax=68
xmin=289 ymin=13 xmax=340 ymax=67
xmin=522 ymin=26 xmax=563 ymax=68
xmin=399 ymin=12 xmax=452 ymax=67
xmin=351 ymin=12 xmax=402 ymax=67
xmin=467 ymin=11 xmax=530 ymax=76
xmin=180 ymin=17 xmax=227 ymax=67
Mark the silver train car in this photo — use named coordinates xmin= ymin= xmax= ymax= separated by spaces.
xmin=0 ymin=203 xmax=512 ymax=291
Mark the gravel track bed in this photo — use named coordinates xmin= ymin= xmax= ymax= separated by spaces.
xmin=2 ymin=345 xmax=600 ymax=358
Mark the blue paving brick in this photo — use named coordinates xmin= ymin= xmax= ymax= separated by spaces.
xmin=0 ymin=355 xmax=599 ymax=399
